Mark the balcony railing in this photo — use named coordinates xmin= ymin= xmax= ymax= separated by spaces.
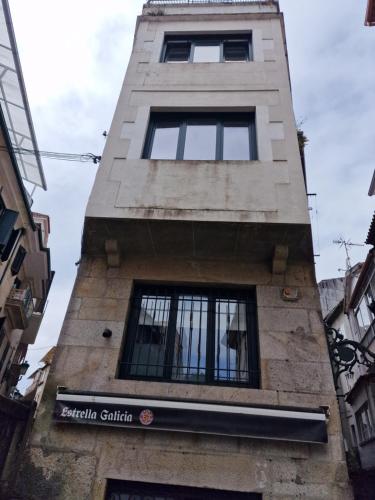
xmin=5 ymin=287 xmax=34 ymax=330
xmin=147 ymin=0 xmax=272 ymax=5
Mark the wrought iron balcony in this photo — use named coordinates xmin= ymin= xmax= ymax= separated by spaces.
xmin=5 ymin=286 xmax=34 ymax=330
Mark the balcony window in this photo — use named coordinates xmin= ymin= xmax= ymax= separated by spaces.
xmin=356 ymin=402 xmax=374 ymax=444
xmin=118 ymin=285 xmax=259 ymax=388
xmin=11 ymin=245 xmax=27 ymax=275
xmin=144 ymin=112 xmax=257 ymax=161
xmin=162 ymin=34 xmax=251 ymax=63
xmin=0 ymin=207 xmax=18 ymax=256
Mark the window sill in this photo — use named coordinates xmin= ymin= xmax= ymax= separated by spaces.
xmin=118 ymin=375 xmax=259 ymax=390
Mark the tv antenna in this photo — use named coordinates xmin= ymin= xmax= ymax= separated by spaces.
xmin=333 ymin=237 xmax=364 ymax=270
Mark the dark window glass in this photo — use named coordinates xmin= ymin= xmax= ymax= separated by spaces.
xmin=224 ymin=41 xmax=249 ymax=61
xmin=223 ymin=125 xmax=250 ymax=160
xmin=0 ymin=209 xmax=18 ymax=255
xmin=119 ymin=285 xmax=259 ymax=387
xmin=165 ymin=42 xmax=190 ymax=62
xmin=1 ymin=229 xmax=21 ymax=262
xmin=184 ymin=123 xmax=216 ymax=160
xmin=11 ymin=245 xmax=26 ymax=276
xmin=106 ymin=479 xmax=261 ymax=500
xmin=162 ymin=34 xmax=252 ymax=64
xmin=144 ymin=113 xmax=257 ymax=161
xmin=193 ymin=43 xmax=220 ymax=62
xmin=150 ymin=124 xmax=180 ymax=160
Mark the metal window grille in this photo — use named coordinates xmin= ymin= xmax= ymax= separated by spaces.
xmin=119 ymin=285 xmax=259 ymax=387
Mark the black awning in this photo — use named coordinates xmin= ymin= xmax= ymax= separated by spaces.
xmin=54 ymin=391 xmax=327 ymax=445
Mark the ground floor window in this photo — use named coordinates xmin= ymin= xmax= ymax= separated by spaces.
xmin=106 ymin=480 xmax=261 ymax=500
xmin=118 ymin=285 xmax=259 ymax=388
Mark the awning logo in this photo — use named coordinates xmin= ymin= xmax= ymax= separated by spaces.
xmin=139 ymin=409 xmax=154 ymax=426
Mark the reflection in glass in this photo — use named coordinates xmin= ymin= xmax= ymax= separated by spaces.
xmin=223 ymin=126 xmax=249 ymax=160
xmin=130 ymin=295 xmax=170 ymax=377
xmin=193 ymin=44 xmax=220 ymax=62
xmin=172 ymin=295 xmax=207 ymax=382
xmin=215 ymin=300 xmax=248 ymax=382
xmin=184 ymin=124 xmax=216 ymax=160
xmin=165 ymin=42 xmax=190 ymax=63
xmin=150 ymin=125 xmax=179 ymax=160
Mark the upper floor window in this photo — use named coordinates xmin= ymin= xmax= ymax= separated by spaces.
xmin=118 ymin=285 xmax=259 ymax=388
xmin=162 ymin=34 xmax=252 ymax=63
xmin=143 ymin=112 xmax=257 ymax=161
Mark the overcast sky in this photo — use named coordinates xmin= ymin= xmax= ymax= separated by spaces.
xmin=9 ymin=0 xmax=374 ymax=390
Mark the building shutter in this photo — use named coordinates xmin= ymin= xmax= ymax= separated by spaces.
xmin=0 ymin=209 xmax=18 ymax=254
xmin=11 ymin=246 xmax=27 ymax=275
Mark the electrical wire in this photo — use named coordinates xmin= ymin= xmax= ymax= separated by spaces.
xmin=28 ymin=345 xmax=55 ymax=351
xmin=0 ymin=145 xmax=101 ymax=164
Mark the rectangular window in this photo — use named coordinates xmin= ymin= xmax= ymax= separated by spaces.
xmin=11 ymin=245 xmax=26 ymax=275
xmin=356 ymin=402 xmax=374 ymax=443
xmin=119 ymin=285 xmax=259 ymax=388
xmin=162 ymin=34 xmax=252 ymax=63
xmin=106 ymin=480 xmax=261 ymax=500
xmin=144 ymin=112 xmax=257 ymax=161
xmin=0 ymin=208 xmax=18 ymax=255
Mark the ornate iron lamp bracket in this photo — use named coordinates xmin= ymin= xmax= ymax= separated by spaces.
xmin=325 ymin=325 xmax=375 ymax=388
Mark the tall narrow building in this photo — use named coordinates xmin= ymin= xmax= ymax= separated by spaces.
xmin=17 ymin=1 xmax=352 ymax=499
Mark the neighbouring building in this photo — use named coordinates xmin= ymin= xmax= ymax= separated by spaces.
xmin=24 ymin=347 xmax=56 ymax=409
xmin=16 ymin=1 xmax=352 ymax=499
xmin=322 ymin=259 xmax=375 ymax=499
xmin=0 ymin=0 xmax=53 ymax=493
xmin=365 ymin=0 xmax=375 ymax=26
xmin=320 ymin=176 xmax=375 ymax=498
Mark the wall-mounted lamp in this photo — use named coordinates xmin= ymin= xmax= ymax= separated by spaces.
xmin=102 ymin=328 xmax=112 ymax=339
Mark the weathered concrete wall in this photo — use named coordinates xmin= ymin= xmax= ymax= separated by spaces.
xmin=86 ymin=9 xmax=309 ymax=226
xmin=16 ymin=255 xmax=352 ymax=500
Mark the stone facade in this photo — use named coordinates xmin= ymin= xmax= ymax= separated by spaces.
xmin=16 ymin=1 xmax=352 ymax=499
xmin=16 ymin=255 xmax=352 ymax=500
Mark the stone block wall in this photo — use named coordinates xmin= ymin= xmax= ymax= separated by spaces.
xmin=14 ymin=254 xmax=352 ymax=500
